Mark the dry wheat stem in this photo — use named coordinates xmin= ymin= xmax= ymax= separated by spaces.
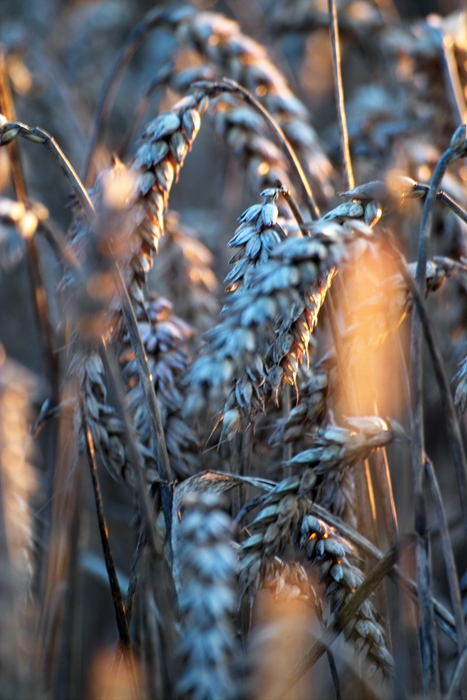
xmin=116 ymin=273 xmax=174 ymax=529
xmin=447 ymin=647 xmax=467 ymax=700
xmin=0 ymin=118 xmax=96 ymax=220
xmin=413 ymin=182 xmax=467 ymax=225
xmin=439 ymin=28 xmax=467 ymax=125
xmin=79 ymin=394 xmax=136 ymax=668
xmin=328 ymin=0 xmax=354 ymax=191
xmin=425 ymin=457 xmax=467 ymax=681
xmin=0 ymin=53 xmax=27 ymax=204
xmin=455 ymin=355 xmax=467 ymax=414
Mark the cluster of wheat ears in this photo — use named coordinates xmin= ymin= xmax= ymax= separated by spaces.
xmin=1 ymin=1 xmax=467 ymax=699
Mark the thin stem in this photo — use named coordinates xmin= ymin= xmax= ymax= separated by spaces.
xmin=425 ymin=456 xmax=467 ymax=693
xmin=80 ymin=394 xmax=132 ymax=653
xmin=274 ymin=179 xmax=311 ymax=236
xmin=410 ymin=149 xmax=454 ymax=697
xmin=438 ymin=190 xmax=467 ymax=224
xmin=326 ymin=650 xmax=342 ymax=700
xmin=107 ymin=526 xmax=147 ymax=698
xmin=0 ymin=52 xmax=27 ymax=203
xmin=125 ymin=525 xmax=146 ymax=625
xmin=328 ymin=0 xmax=354 ymax=190
xmin=0 ymin=120 xmax=96 ymax=220
xmin=281 ymin=536 xmax=412 ymax=695
xmin=447 ymin=648 xmax=467 ymax=700
xmin=282 ymin=385 xmax=292 ymax=474
xmin=193 ymin=79 xmax=320 ymax=220
xmin=413 ymin=183 xmax=467 ymax=225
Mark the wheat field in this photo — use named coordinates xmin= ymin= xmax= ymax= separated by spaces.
xmin=0 ymin=1 xmax=467 ymax=698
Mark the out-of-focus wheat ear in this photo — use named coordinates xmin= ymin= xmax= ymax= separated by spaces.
xmin=153 ymin=212 xmax=220 ymax=332
xmin=35 ymin=370 xmax=80 ymax=697
xmin=120 ymin=296 xmax=201 ymax=480
xmin=193 ymin=79 xmax=319 ymax=219
xmin=73 ymin=349 xmax=159 ymax=493
xmin=82 ymin=4 xmax=197 ymax=186
xmin=85 ymin=6 xmax=333 ymax=202
xmin=175 ymin=492 xmax=243 ymax=700
xmin=342 ymin=256 xmax=467 ymax=357
xmin=178 ymin=12 xmax=333 ymax=199
xmin=0 ymin=351 xmax=39 ymax=699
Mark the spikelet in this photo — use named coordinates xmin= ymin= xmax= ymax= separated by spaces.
xmin=272 ymin=367 xmax=330 ymax=444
